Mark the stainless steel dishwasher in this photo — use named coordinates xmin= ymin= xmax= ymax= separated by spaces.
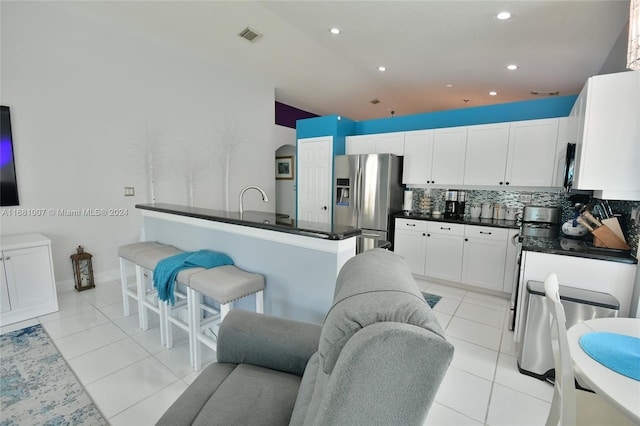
xmin=517 ymin=280 xmax=619 ymax=382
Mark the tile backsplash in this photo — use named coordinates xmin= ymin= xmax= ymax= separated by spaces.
xmin=406 ymin=188 xmax=639 ymax=257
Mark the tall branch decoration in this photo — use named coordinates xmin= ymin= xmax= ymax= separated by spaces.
xmin=139 ymin=125 xmax=164 ymax=203
xmin=213 ymin=121 xmax=246 ymax=211
xmin=180 ymin=144 xmax=209 ymax=207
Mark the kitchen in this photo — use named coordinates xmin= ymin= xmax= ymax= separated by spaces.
xmin=2 ymin=1 xmax=639 ymax=424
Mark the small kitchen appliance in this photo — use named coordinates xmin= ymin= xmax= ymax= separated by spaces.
xmin=456 ymin=191 xmax=466 ymax=219
xmin=480 ymin=202 xmax=493 ymax=219
xmin=469 ymin=204 xmax=481 ymax=218
xmin=444 ymin=190 xmax=458 ymax=219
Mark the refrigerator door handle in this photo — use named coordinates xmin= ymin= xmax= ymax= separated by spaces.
xmin=356 ymin=166 xmax=363 ymax=217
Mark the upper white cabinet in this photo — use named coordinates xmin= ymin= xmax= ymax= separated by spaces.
xmin=463 ymin=123 xmax=510 ymax=186
xmin=570 ymin=71 xmax=640 ymax=200
xmin=346 ymin=132 xmax=404 ymax=155
xmin=506 ymin=118 xmax=560 ymax=187
xmin=463 ymin=119 xmax=561 ymax=187
xmin=402 ymin=128 xmax=466 ymax=185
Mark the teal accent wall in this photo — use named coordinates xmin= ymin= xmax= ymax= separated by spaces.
xmin=296 ymin=96 xmax=577 ymax=138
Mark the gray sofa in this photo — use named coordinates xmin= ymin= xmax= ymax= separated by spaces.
xmin=157 ymin=249 xmax=454 ymax=426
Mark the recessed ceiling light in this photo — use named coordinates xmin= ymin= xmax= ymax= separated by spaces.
xmin=507 ymin=64 xmax=518 ymax=70
xmin=330 ymin=28 xmax=341 ymax=35
xmin=489 ymin=91 xmax=498 ymax=96
xmin=378 ymin=66 xmax=386 ymax=72
xmin=446 ymin=84 xmax=454 ymax=88
xmin=496 ymin=11 xmax=511 ymax=20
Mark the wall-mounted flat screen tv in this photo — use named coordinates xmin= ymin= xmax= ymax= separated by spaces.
xmin=1 ymin=106 xmax=19 ymax=206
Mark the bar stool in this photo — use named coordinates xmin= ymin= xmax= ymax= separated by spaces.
xmin=187 ymin=265 xmax=265 ymax=370
xmin=118 ymin=242 xmax=171 ymax=328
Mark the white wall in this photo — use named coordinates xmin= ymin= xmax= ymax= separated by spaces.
xmin=0 ymin=2 xmax=276 ymax=288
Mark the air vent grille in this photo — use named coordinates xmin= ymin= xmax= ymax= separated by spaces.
xmin=238 ymin=27 xmax=262 ymax=43
xmin=370 ymin=99 xmax=381 ymax=105
xmin=530 ymin=90 xmax=559 ymax=96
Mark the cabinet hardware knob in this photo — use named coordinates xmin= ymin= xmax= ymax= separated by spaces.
xmin=427 ymin=233 xmax=431 ymax=237
xmin=322 ymin=206 xmax=328 ymax=210
xmin=465 ymin=238 xmax=468 ymax=241
xmin=505 ymin=182 xmax=510 ymax=185
xmin=499 ymin=181 xmax=504 ymax=185
xmin=422 ymin=233 xmax=426 ymax=236
xmin=4 ymin=257 xmax=9 ymax=260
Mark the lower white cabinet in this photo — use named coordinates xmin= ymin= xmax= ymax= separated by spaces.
xmin=461 ymin=226 xmax=508 ymax=291
xmin=425 ymin=223 xmax=465 ymax=282
xmin=0 ymin=233 xmax=58 ymax=325
xmin=394 ymin=219 xmax=515 ymax=293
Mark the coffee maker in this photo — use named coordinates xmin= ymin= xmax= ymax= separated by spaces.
xmin=444 ymin=190 xmax=458 ymax=219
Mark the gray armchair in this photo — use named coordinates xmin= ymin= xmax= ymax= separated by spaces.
xmin=157 ymin=249 xmax=454 ymax=426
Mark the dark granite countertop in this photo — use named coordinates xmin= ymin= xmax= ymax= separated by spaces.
xmin=136 ymin=203 xmax=361 ymax=241
xmin=522 ymin=236 xmax=637 ymax=264
xmin=395 ymin=212 xmax=520 ymax=230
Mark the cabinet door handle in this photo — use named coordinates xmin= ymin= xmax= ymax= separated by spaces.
xmin=479 ymin=231 xmax=492 ymax=235
xmin=440 ymin=227 xmax=451 ymax=230
xmin=406 ymin=223 xmax=416 ymax=227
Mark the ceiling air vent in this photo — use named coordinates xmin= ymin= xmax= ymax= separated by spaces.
xmin=370 ymin=98 xmax=381 ymax=105
xmin=530 ymin=90 xmax=559 ymax=96
xmin=238 ymin=27 xmax=263 ymax=43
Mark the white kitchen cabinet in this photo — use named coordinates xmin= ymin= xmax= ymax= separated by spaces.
xmin=463 ymin=123 xmax=510 ymax=186
xmin=345 ymin=132 xmax=404 ymax=155
xmin=506 ymin=118 xmax=560 ymax=187
xmin=461 ymin=226 xmax=508 ymax=291
xmin=0 ymin=233 xmax=58 ymax=326
xmin=402 ymin=128 xmax=467 ymax=185
xmin=393 ymin=219 xmax=465 ymax=279
xmin=432 ymin=128 xmax=467 ymax=185
xmin=393 ymin=219 xmax=428 ymax=275
xmin=394 ymin=219 xmax=519 ymax=294
xmin=426 ymin=224 xmax=464 ymax=282
xmin=402 ymin=130 xmax=434 ymax=184
xmin=570 ymin=71 xmax=640 ymax=200
xmin=463 ymin=119 xmax=561 ymax=187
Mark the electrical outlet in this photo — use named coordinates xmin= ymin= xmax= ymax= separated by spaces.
xmin=124 ymin=187 xmax=135 ymax=196
xmin=520 ymin=194 xmax=532 ymax=203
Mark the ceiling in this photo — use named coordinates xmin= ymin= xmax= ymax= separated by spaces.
xmin=58 ymin=1 xmax=631 ymax=121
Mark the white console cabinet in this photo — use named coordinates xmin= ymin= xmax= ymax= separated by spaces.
xmin=0 ymin=233 xmax=58 ymax=325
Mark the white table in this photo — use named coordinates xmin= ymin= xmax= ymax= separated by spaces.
xmin=567 ymin=318 xmax=640 ymax=423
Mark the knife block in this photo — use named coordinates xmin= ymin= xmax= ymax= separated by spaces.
xmin=591 ymin=220 xmax=630 ymax=250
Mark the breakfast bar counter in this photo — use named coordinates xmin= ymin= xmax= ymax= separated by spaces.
xmin=135 ymin=203 xmax=360 ymax=323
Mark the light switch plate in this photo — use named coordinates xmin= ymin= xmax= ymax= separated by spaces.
xmin=124 ymin=187 xmax=135 ymax=196
xmin=520 ymin=194 xmax=532 ymax=203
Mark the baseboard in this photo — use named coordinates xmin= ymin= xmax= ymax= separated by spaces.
xmin=56 ymin=268 xmax=121 ymax=293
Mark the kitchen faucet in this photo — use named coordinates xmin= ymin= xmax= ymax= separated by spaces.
xmin=239 ymin=185 xmax=269 ymax=215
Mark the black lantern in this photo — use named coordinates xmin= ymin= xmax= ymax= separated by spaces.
xmin=70 ymin=246 xmax=95 ymax=291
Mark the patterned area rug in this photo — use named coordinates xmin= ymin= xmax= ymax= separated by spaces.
xmin=0 ymin=324 xmax=108 ymax=425
xmin=422 ymin=292 xmax=442 ymax=308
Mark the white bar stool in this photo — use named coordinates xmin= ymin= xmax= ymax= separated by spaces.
xmin=128 ymin=245 xmax=183 ymax=345
xmin=187 ymin=265 xmax=265 ymax=370
xmin=118 ymin=242 xmax=170 ymax=328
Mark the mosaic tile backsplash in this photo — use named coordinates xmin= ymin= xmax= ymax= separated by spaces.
xmin=406 ymin=188 xmax=639 ymax=257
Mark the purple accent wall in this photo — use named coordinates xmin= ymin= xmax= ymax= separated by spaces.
xmin=275 ymin=101 xmax=318 ymax=129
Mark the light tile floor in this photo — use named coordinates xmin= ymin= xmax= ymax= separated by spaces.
xmin=1 ymin=277 xmax=554 ymax=425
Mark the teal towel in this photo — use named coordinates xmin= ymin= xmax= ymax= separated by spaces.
xmin=153 ymin=250 xmax=234 ymax=305
xmin=579 ymin=332 xmax=640 ymax=381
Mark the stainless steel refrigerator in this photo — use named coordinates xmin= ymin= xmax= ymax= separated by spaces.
xmin=333 ymin=154 xmax=404 ymax=253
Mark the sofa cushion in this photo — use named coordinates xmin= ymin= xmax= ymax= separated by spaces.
xmin=318 ymin=249 xmax=444 ymax=375
xmin=192 ymin=364 xmax=301 ymax=426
